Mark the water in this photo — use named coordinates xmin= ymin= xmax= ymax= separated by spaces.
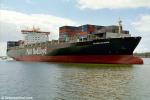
xmin=0 ymin=58 xmax=150 ymax=100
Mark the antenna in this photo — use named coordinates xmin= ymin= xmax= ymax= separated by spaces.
xmin=118 ymin=18 xmax=122 ymax=26
xmin=32 ymin=25 xmax=40 ymax=32
xmin=118 ymin=18 xmax=123 ymax=34
xmin=37 ymin=26 xmax=40 ymax=31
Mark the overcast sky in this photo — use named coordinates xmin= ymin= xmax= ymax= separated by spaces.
xmin=0 ymin=0 xmax=150 ymax=56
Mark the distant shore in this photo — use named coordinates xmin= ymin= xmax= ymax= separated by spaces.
xmin=134 ymin=52 xmax=150 ymax=58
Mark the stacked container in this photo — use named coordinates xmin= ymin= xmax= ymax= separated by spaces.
xmin=7 ymin=41 xmax=19 ymax=48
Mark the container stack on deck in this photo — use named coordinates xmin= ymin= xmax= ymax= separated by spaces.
xmin=7 ymin=41 xmax=20 ymax=48
xmin=59 ymin=24 xmax=129 ymax=42
xmin=59 ymin=24 xmax=97 ymax=42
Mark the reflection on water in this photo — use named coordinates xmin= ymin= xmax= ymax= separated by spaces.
xmin=0 ymin=59 xmax=150 ymax=100
xmin=55 ymin=64 xmax=134 ymax=100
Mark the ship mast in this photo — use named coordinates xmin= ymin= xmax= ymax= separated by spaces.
xmin=118 ymin=19 xmax=123 ymax=34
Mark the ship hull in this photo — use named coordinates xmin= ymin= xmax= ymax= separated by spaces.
xmin=7 ymin=37 xmax=143 ymax=64
xmin=14 ymin=55 xmax=143 ymax=64
xmin=47 ymin=37 xmax=141 ymax=56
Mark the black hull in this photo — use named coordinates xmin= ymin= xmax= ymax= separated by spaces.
xmin=7 ymin=37 xmax=141 ymax=57
xmin=7 ymin=37 xmax=143 ymax=64
xmin=47 ymin=37 xmax=141 ymax=56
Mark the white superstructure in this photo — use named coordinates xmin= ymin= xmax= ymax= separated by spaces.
xmin=95 ymin=20 xmax=131 ymax=39
xmin=21 ymin=27 xmax=50 ymax=44
xmin=105 ymin=32 xmax=131 ymax=38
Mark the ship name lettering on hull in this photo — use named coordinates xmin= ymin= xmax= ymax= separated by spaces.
xmin=93 ymin=41 xmax=110 ymax=45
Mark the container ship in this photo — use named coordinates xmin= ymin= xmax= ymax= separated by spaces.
xmin=7 ymin=20 xmax=143 ymax=64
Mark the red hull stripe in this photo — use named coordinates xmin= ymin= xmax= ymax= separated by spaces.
xmin=13 ymin=55 xmax=143 ymax=64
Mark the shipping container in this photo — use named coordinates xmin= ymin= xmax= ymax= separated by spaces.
xmin=79 ymin=32 xmax=88 ymax=36
xmin=7 ymin=41 xmax=19 ymax=48
xmin=88 ymin=25 xmax=95 ymax=33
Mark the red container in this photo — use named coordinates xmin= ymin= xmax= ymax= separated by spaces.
xmin=88 ymin=25 xmax=95 ymax=33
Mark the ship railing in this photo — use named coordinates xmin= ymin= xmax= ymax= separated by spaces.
xmin=13 ymin=46 xmax=22 ymax=49
xmin=21 ymin=42 xmax=49 ymax=48
xmin=50 ymin=40 xmax=59 ymax=44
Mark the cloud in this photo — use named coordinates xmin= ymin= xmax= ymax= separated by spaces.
xmin=77 ymin=0 xmax=150 ymax=10
xmin=132 ymin=14 xmax=150 ymax=33
xmin=0 ymin=9 xmax=78 ymax=42
xmin=132 ymin=14 xmax=150 ymax=52
xmin=0 ymin=9 xmax=78 ymax=56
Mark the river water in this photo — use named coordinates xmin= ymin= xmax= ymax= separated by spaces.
xmin=0 ymin=58 xmax=150 ymax=100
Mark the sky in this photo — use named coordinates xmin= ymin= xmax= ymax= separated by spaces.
xmin=0 ymin=0 xmax=150 ymax=56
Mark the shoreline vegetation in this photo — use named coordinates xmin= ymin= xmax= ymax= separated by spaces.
xmin=134 ymin=52 xmax=150 ymax=58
